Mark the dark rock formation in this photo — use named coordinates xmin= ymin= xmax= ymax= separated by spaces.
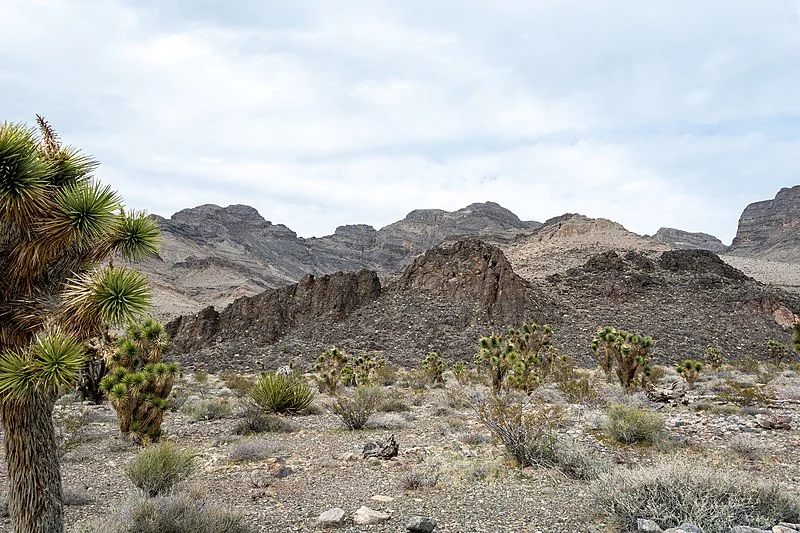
xmin=650 ymin=227 xmax=728 ymax=254
xmin=166 ymin=270 xmax=381 ymax=356
xmin=729 ymin=185 xmax=800 ymax=261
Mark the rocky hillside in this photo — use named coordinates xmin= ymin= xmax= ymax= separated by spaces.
xmin=648 ymin=227 xmax=728 ymax=254
xmin=728 ymin=185 xmax=800 ymax=261
xmin=141 ymin=202 xmax=539 ymax=317
xmin=166 ymin=238 xmax=800 ymax=373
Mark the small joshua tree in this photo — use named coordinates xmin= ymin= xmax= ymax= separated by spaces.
xmin=100 ymin=318 xmax=179 ymax=443
xmin=475 ymin=323 xmax=555 ymax=393
xmin=591 ymin=326 xmax=654 ymax=393
xmin=314 ymin=348 xmax=348 ymax=393
xmin=766 ymin=339 xmax=789 ymax=368
xmin=704 ymin=344 xmax=723 ymax=372
xmin=676 ymin=359 xmax=703 ymax=389
xmin=421 ymin=352 xmax=446 ymax=385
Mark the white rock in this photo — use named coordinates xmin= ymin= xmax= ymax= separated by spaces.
xmin=352 ymin=506 xmax=390 ymax=525
xmin=315 ymin=507 xmax=345 ymax=527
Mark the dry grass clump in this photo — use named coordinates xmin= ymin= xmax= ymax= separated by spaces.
xmin=327 ymin=386 xmax=383 ymax=430
xmin=180 ymin=398 xmax=233 ymax=421
xmin=401 ymin=465 xmax=441 ymax=490
xmin=592 ymin=459 xmax=800 ymax=533
xmin=92 ymin=491 xmax=252 ymax=533
xmin=227 ymin=440 xmax=273 ymax=463
xmin=728 ymin=434 xmax=765 ymax=461
xmin=125 ymin=442 xmax=196 ymax=497
xmin=232 ymin=406 xmax=297 ymax=435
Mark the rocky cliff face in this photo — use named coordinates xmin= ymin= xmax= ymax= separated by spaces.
xmin=143 ymin=202 xmax=540 ymax=317
xmin=650 ymin=227 xmax=728 ymax=254
xmin=166 ymin=240 xmax=553 ymax=370
xmin=728 ymin=186 xmax=800 ymax=261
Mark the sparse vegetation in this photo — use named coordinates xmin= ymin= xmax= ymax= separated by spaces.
xmin=180 ymin=397 xmax=233 ymax=421
xmin=327 ymin=386 xmax=383 ymax=430
xmin=716 ymin=380 xmax=774 ymax=407
xmin=603 ymin=404 xmax=664 ymax=445
xmin=249 ymin=372 xmax=314 ymax=414
xmin=704 ymin=344 xmax=723 ymax=371
xmin=313 ymin=348 xmax=349 ymax=393
xmin=227 ymin=440 xmax=273 ymax=463
xmin=233 ymin=405 xmax=297 ymax=435
xmin=125 ymin=442 xmax=196 ymax=497
xmin=475 ymin=322 xmax=555 ymax=393
xmin=401 ymin=465 xmax=440 ymax=490
xmin=592 ymin=459 xmax=800 ymax=533
xmin=767 ymin=339 xmax=789 ymax=368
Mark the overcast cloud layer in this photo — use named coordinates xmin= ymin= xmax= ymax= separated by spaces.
xmin=3 ymin=0 xmax=799 ymax=243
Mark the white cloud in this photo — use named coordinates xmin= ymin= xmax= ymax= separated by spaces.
xmin=1 ymin=0 xmax=798 ymax=245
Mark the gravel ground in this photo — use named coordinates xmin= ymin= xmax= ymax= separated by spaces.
xmin=1 ymin=369 xmax=799 ymax=533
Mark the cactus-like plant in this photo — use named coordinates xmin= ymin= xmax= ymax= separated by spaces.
xmin=704 ymin=345 xmax=723 ymax=371
xmin=421 ymin=352 xmax=446 ymax=384
xmin=100 ymin=318 xmax=179 ymax=443
xmin=766 ymin=339 xmax=789 ymax=368
xmin=314 ymin=348 xmax=348 ymax=393
xmin=591 ymin=326 xmax=654 ymax=393
xmin=475 ymin=323 xmax=555 ymax=393
xmin=676 ymin=359 xmax=703 ymax=389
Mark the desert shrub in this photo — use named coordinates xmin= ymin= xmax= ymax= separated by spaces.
xmin=313 ymin=348 xmax=349 ymax=393
xmin=604 ymin=404 xmax=664 ymax=445
xmin=421 ymin=352 xmax=446 ymax=385
xmin=125 ymin=442 xmax=196 ymax=497
xmin=327 ymin=386 xmax=383 ymax=430
xmin=475 ymin=323 xmax=555 ymax=393
xmin=373 ymin=361 xmax=398 ymax=386
xmin=734 ymin=355 xmax=760 ymax=373
xmin=249 ymin=372 xmax=314 ymax=414
xmin=676 ymin=359 xmax=703 ymax=389
xmin=193 ymin=371 xmax=209 ymax=384
xmin=232 ymin=405 xmax=296 ymax=435
xmin=63 ymin=485 xmax=93 ymax=506
xmin=100 ymin=318 xmax=180 ymax=443
xmin=93 ymin=491 xmax=251 ymax=533
xmin=227 ymin=440 xmax=272 ymax=463
xmin=218 ymin=372 xmax=255 ymax=397
xmin=399 ymin=369 xmax=429 ymax=391
xmin=378 ymin=393 xmax=411 ymax=412
xmin=591 ymin=326 xmax=653 ymax=392
xmin=400 ymin=465 xmax=440 ymax=490
xmin=704 ymin=345 xmax=723 ymax=371
xmin=716 ymin=380 xmax=774 ymax=407
xmin=728 ymin=434 xmax=764 ymax=462
xmin=592 ymin=460 xmax=800 ymax=533
xmin=471 ymin=391 xmax=562 ymax=467
xmin=340 ymin=353 xmax=382 ymax=387
xmin=180 ymin=398 xmax=233 ymax=421
xmin=555 ymin=441 xmax=610 ymax=481
xmin=53 ymin=409 xmax=94 ymax=457
xmin=459 ymin=432 xmax=491 ymax=445
xmin=552 ymin=356 xmax=599 ymax=404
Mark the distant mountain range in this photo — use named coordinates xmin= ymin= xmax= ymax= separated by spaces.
xmin=138 ymin=185 xmax=800 ymax=319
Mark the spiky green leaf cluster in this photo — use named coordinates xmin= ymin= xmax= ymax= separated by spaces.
xmin=676 ymin=359 xmax=703 ymax=389
xmin=249 ymin=372 xmax=315 ymax=414
xmin=421 ymin=352 xmax=446 ymax=384
xmin=475 ymin=323 xmax=555 ymax=393
xmin=101 ymin=318 xmax=179 ymax=443
xmin=314 ymin=348 xmax=349 ymax=393
xmin=591 ymin=326 xmax=654 ymax=393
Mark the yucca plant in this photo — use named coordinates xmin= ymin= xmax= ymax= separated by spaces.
xmin=0 ymin=117 xmax=159 ymax=531
xmin=249 ymin=372 xmax=315 ymax=414
xmin=100 ymin=318 xmax=179 ymax=443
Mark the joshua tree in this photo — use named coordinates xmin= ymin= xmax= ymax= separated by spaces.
xmin=766 ymin=339 xmax=789 ymax=368
xmin=475 ymin=323 xmax=555 ymax=393
xmin=676 ymin=359 xmax=703 ymax=389
xmin=314 ymin=348 xmax=349 ymax=393
xmin=0 ymin=117 xmax=158 ymax=531
xmin=100 ymin=318 xmax=179 ymax=443
xmin=591 ymin=326 xmax=654 ymax=393
xmin=421 ymin=351 xmax=446 ymax=384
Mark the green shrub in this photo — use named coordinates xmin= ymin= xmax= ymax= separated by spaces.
xmin=704 ymin=345 xmax=723 ymax=371
xmin=249 ymin=372 xmax=314 ymax=414
xmin=552 ymin=356 xmax=599 ymax=404
xmin=180 ymin=398 xmax=233 ymax=421
xmin=218 ymin=371 xmax=255 ymax=397
xmin=125 ymin=442 xmax=196 ymax=497
xmin=716 ymin=380 xmax=774 ymax=407
xmin=93 ymin=491 xmax=252 ymax=532
xmin=328 ymin=386 xmax=383 ymax=430
xmin=592 ymin=459 xmax=800 ymax=533
xmin=604 ymin=404 xmax=664 ymax=445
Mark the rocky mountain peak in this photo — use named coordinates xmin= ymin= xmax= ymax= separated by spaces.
xmin=650 ymin=227 xmax=727 ymax=254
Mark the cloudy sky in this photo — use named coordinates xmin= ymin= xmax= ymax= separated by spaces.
xmin=3 ymin=1 xmax=799 ymax=243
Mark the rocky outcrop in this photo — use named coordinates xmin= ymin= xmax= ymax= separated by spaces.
xmin=650 ymin=227 xmax=727 ymax=254
xmin=728 ymin=185 xmax=800 ymax=261
xmin=165 ymin=270 xmax=381 ymax=356
xmin=144 ymin=202 xmax=541 ymax=317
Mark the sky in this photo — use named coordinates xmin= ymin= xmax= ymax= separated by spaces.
xmin=2 ymin=1 xmax=799 ymax=244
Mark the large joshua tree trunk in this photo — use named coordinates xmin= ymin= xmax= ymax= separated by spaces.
xmin=2 ymin=390 xmax=64 ymax=533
